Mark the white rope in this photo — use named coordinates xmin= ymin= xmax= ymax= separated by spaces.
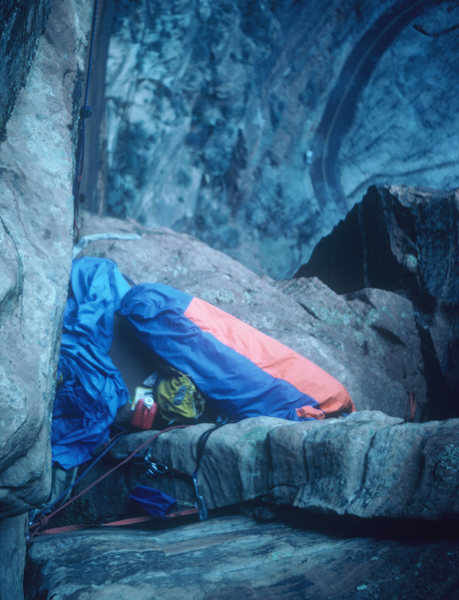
xmin=73 ymin=232 xmax=142 ymax=258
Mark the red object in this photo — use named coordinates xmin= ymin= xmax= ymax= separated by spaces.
xmin=131 ymin=397 xmax=158 ymax=430
xmin=36 ymin=508 xmax=200 ymax=536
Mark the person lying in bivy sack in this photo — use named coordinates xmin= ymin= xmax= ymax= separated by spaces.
xmin=119 ymin=280 xmax=355 ymax=425
xmin=52 ymin=257 xmax=355 ymax=472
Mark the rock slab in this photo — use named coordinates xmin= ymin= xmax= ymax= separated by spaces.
xmin=26 ymin=515 xmax=459 ymax=600
xmin=0 ymin=0 xmax=88 ymax=521
xmin=0 ymin=0 xmax=90 ymax=597
xmin=48 ymin=413 xmax=459 ymax=525
xmin=296 ymin=185 xmax=459 ymax=419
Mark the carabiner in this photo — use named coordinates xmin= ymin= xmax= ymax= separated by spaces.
xmin=145 ymin=457 xmax=170 ymax=477
xmin=192 ymin=475 xmax=208 ymax=521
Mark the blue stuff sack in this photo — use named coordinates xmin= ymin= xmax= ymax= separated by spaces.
xmin=129 ymin=485 xmax=177 ymax=517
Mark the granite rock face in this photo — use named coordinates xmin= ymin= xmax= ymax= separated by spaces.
xmin=46 ymin=413 xmax=459 ymax=527
xmin=0 ymin=0 xmax=52 ymax=140
xmin=0 ymin=514 xmax=28 ymax=600
xmin=101 ymin=0 xmax=459 ymax=278
xmin=269 ymin=412 xmax=459 ymax=520
xmin=25 ymin=515 xmax=459 ymax=600
xmin=275 ymin=278 xmax=427 ymax=421
xmin=77 ymin=210 xmax=427 ymax=419
xmin=296 ymin=185 xmax=459 ymax=420
xmin=0 ymin=0 xmax=90 ymax=597
xmin=0 ymin=0 xmax=88 ymax=522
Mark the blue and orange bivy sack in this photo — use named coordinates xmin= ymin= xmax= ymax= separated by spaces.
xmin=120 ymin=283 xmax=355 ymax=422
xmin=52 ymin=258 xmax=354 ymax=470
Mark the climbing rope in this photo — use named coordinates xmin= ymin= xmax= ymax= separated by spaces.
xmin=73 ymin=0 xmax=100 ymax=242
xmin=28 ymin=430 xmax=127 ymax=528
xmin=27 ymin=425 xmax=190 ymax=541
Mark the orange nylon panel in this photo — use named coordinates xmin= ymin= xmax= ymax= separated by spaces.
xmin=184 ymin=297 xmax=355 ymax=416
xmin=296 ymin=405 xmax=326 ymax=420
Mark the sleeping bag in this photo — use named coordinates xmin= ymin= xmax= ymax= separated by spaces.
xmin=53 ymin=258 xmax=354 ymax=470
xmin=120 ymin=283 xmax=355 ymax=422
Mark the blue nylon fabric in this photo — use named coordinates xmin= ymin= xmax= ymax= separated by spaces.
xmin=52 ymin=257 xmax=131 ymax=469
xmin=120 ymin=283 xmax=320 ymax=421
xmin=129 ymin=485 xmax=177 ymax=518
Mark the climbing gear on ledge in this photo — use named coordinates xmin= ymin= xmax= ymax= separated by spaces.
xmin=28 ymin=425 xmax=190 ymax=542
xmin=145 ymin=419 xmax=227 ymax=521
xmin=29 ymin=430 xmax=127 ymax=528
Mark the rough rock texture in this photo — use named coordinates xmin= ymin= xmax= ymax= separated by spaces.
xmin=0 ymin=514 xmax=28 ymax=600
xmin=0 ymin=0 xmax=88 ymax=522
xmin=275 ymin=278 xmax=427 ymax=420
xmin=25 ymin=515 xmax=459 ymax=600
xmin=101 ymin=0 xmax=459 ymax=278
xmin=269 ymin=412 xmax=459 ymax=520
xmin=0 ymin=0 xmax=52 ymax=140
xmin=77 ymin=210 xmax=427 ymax=418
xmin=46 ymin=413 xmax=459 ymax=526
xmin=296 ymin=185 xmax=459 ymax=419
xmin=0 ymin=0 xmax=91 ymax=597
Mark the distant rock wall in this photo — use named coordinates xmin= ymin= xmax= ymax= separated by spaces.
xmin=102 ymin=0 xmax=459 ymax=278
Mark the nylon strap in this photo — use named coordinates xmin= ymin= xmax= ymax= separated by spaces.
xmin=33 ymin=508 xmax=199 ymax=538
xmin=28 ymin=425 xmax=189 ymax=541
